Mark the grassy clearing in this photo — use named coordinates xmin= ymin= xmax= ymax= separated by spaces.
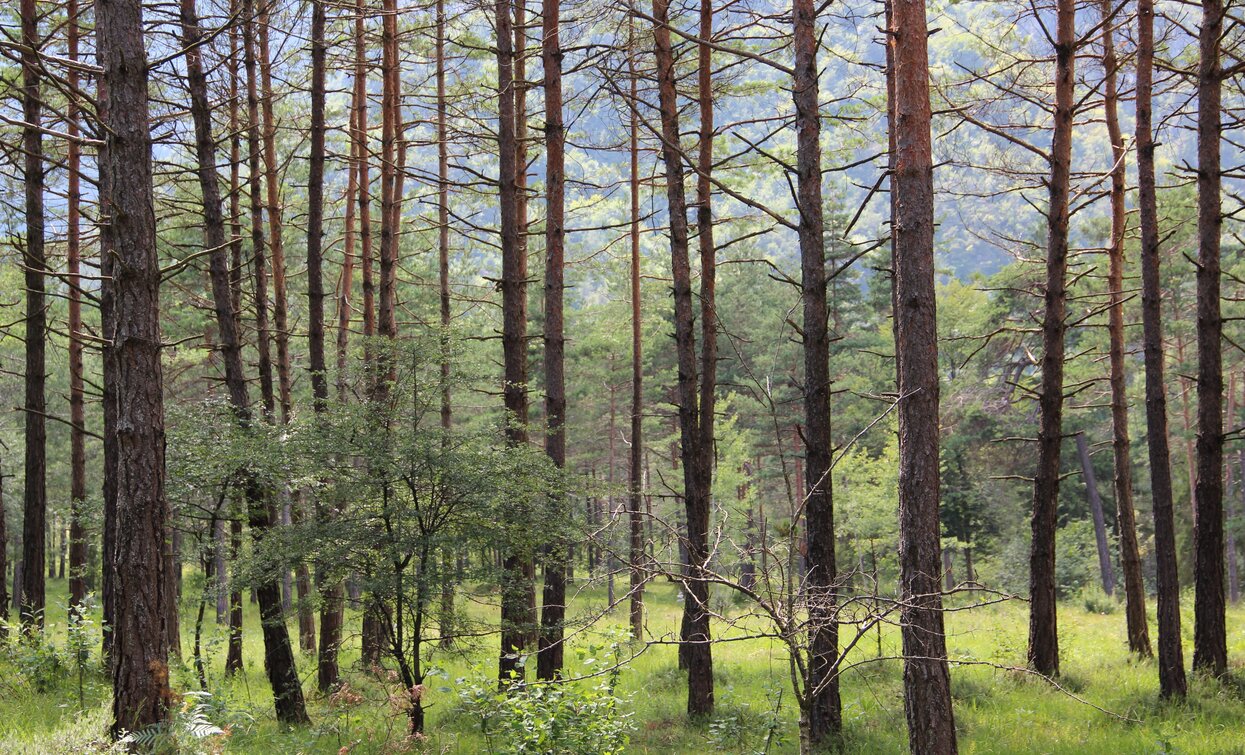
xmin=2 ymin=577 xmax=1245 ymax=753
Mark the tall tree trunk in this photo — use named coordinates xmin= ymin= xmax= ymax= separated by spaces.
xmin=20 ymin=0 xmax=47 ymax=632
xmin=97 ymin=0 xmax=172 ymax=732
xmin=226 ymin=515 xmax=244 ymax=674
xmin=1076 ymin=433 xmax=1116 ymax=595
xmin=1193 ymin=0 xmax=1227 ymax=676
xmin=304 ymin=0 xmax=330 ymax=667
xmin=257 ymin=5 xmax=294 ymax=425
xmin=305 ymin=0 xmax=343 ymax=693
xmin=1227 ymin=378 xmax=1240 ymax=604
xmin=1028 ymin=0 xmax=1074 ymax=678
xmin=67 ymin=0 xmax=88 ymax=614
xmin=628 ymin=18 xmax=646 ymax=642
xmin=240 ymin=0 xmax=311 ymax=720
xmin=357 ymin=0 xmax=375 ymax=352
xmin=184 ymin=0 xmax=308 ymax=721
xmin=688 ymin=0 xmax=719 ymax=715
xmin=1136 ymin=0 xmax=1186 ymax=696
xmin=651 ymin=0 xmax=713 ymax=717
xmin=496 ymin=0 xmax=534 ymax=685
xmin=512 ymin=0 xmax=538 ymax=653
xmin=793 ymin=0 xmax=841 ymax=742
xmin=536 ymin=0 xmax=567 ymax=682
xmin=435 ymin=0 xmax=457 ymax=651
xmin=1100 ymin=0 xmax=1151 ymax=655
xmin=0 ymin=462 xmax=8 ymax=637
xmin=890 ymin=0 xmax=958 ymax=749
xmin=244 ymin=2 xmax=277 ymax=422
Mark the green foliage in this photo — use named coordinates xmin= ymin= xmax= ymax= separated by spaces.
xmin=457 ymin=634 xmax=634 ymax=755
xmin=118 ymin=692 xmax=228 ymax=754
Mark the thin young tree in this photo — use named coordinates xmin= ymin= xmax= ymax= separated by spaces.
xmin=536 ymin=0 xmax=568 ymax=682
xmin=1135 ymin=0 xmax=1180 ymax=692
xmin=1028 ymin=0 xmax=1075 ymax=678
xmin=435 ymin=0 xmax=457 ymax=651
xmin=1193 ymin=0 xmax=1227 ymax=676
xmin=182 ymin=0 xmax=310 ymax=722
xmin=66 ymin=0 xmax=89 ymax=613
xmin=97 ymin=0 xmax=172 ymax=732
xmin=1098 ymin=0 xmax=1150 ymax=657
xmin=627 ymin=16 xmax=646 ymax=642
xmin=793 ymin=0 xmax=841 ymax=741
xmin=306 ymin=0 xmax=341 ymax=691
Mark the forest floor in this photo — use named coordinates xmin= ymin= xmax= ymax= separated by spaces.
xmin=3 ymin=577 xmax=1245 ymax=753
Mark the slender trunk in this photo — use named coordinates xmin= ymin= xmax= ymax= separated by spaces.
xmin=20 ymin=0 xmax=47 ymax=632
xmin=1193 ymin=0 xmax=1228 ymax=676
xmin=302 ymin=0 xmax=329 ymax=666
xmin=314 ymin=0 xmax=345 ymax=691
xmin=1099 ymin=0 xmax=1151 ymax=655
xmin=652 ymin=0 xmax=713 ymax=716
xmin=628 ymin=18 xmax=646 ymax=642
xmin=244 ymin=3 xmax=277 ymax=421
xmin=97 ymin=0 xmax=172 ymax=732
xmin=1227 ymin=378 xmax=1240 ymax=603
xmin=1076 ymin=433 xmax=1116 ymax=595
xmin=184 ymin=0 xmax=307 ymax=719
xmin=226 ymin=515 xmax=244 ymax=674
xmin=1136 ymin=0 xmax=1186 ymax=692
xmin=258 ymin=5 xmax=293 ymax=425
xmin=214 ymin=520 xmax=227 ymax=624
xmin=1028 ymin=0 xmax=1075 ymax=678
xmin=357 ymin=0 xmax=375 ymax=350
xmin=536 ymin=0 xmax=567 ymax=682
xmin=307 ymin=0 xmax=328 ymax=416
xmin=66 ymin=0 xmax=88 ymax=614
xmin=0 ymin=463 xmax=8 ymax=637
xmin=435 ymin=0 xmax=456 ymax=652
xmin=512 ymin=0 xmax=538 ymax=653
xmin=497 ymin=0 xmax=533 ymax=685
xmin=794 ymin=0 xmax=840 ymax=741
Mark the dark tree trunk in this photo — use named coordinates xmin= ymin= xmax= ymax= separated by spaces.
xmin=497 ymin=0 xmax=534 ymax=685
xmin=305 ymin=0 xmax=342 ymax=693
xmin=20 ymin=0 xmax=47 ymax=632
xmin=1028 ymin=0 xmax=1074 ymax=678
xmin=257 ymin=7 xmax=293 ymax=426
xmin=890 ymin=0 xmax=958 ymax=749
xmin=238 ymin=0 xmax=311 ymax=720
xmin=303 ymin=0 xmax=329 ymax=665
xmin=1193 ymin=0 xmax=1227 ymax=676
xmin=1099 ymin=0 xmax=1150 ymax=655
xmin=652 ymin=0 xmax=713 ymax=717
xmin=67 ymin=0 xmax=88 ymax=614
xmin=628 ymin=19 xmax=646 ymax=642
xmin=1136 ymin=0 xmax=1187 ymax=698
xmin=97 ymin=0 xmax=172 ymax=733
xmin=690 ymin=0 xmax=719 ymax=715
xmin=1076 ymin=433 xmax=1116 ymax=596
xmin=226 ymin=516 xmax=244 ymax=675
xmin=794 ymin=0 xmax=841 ymax=742
xmin=536 ymin=0 xmax=567 ymax=682
xmin=244 ymin=1 xmax=276 ymax=422
xmin=0 ymin=463 xmax=8 ymax=637
xmin=183 ymin=0 xmax=307 ymax=721
xmin=435 ymin=0 xmax=457 ymax=652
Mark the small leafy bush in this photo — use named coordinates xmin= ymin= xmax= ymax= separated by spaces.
xmin=456 ymin=634 xmax=634 ymax=755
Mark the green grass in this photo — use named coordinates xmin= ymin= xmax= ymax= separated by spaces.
xmin=3 ymin=577 xmax=1245 ymax=753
